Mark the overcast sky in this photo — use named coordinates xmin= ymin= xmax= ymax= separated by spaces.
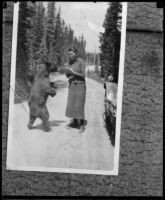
xmin=44 ymin=2 xmax=109 ymax=53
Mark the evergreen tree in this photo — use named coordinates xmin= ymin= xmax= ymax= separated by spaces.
xmin=26 ymin=2 xmax=46 ymax=77
xmin=95 ymin=65 xmax=100 ymax=76
xmin=16 ymin=1 xmax=35 ymax=92
xmin=62 ymin=25 xmax=70 ymax=64
xmin=15 ymin=2 xmax=87 ymax=102
xmin=38 ymin=10 xmax=47 ymax=65
xmin=95 ymin=53 xmax=99 ymax=66
xmin=73 ymin=35 xmax=86 ymax=60
xmin=80 ymin=35 xmax=86 ymax=60
xmin=46 ymin=2 xmax=56 ymax=63
xmin=68 ymin=27 xmax=74 ymax=44
xmin=99 ymin=2 xmax=122 ymax=82
xmin=54 ymin=7 xmax=63 ymax=66
xmin=86 ymin=52 xmax=97 ymax=65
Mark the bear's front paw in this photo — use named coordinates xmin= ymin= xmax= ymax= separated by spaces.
xmin=50 ymin=92 xmax=56 ymax=97
xmin=50 ymin=82 xmax=57 ymax=89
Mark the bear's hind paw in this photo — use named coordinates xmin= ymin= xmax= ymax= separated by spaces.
xmin=43 ymin=126 xmax=51 ymax=132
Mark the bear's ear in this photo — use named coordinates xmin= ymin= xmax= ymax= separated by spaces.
xmin=45 ymin=61 xmax=52 ymax=69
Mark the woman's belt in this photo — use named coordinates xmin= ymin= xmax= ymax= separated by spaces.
xmin=69 ymin=76 xmax=85 ymax=84
xmin=72 ymin=80 xmax=86 ymax=85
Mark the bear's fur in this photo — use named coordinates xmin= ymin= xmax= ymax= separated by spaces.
xmin=28 ymin=62 xmax=58 ymax=131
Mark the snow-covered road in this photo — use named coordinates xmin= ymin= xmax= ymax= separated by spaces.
xmin=7 ymin=73 xmax=114 ymax=173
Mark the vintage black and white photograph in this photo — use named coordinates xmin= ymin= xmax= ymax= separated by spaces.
xmin=6 ymin=1 xmax=127 ymax=175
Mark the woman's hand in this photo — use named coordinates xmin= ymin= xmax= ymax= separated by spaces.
xmin=65 ymin=67 xmax=75 ymax=75
xmin=58 ymin=63 xmax=70 ymax=73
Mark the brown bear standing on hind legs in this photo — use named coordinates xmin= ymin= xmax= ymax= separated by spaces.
xmin=28 ymin=61 xmax=58 ymax=132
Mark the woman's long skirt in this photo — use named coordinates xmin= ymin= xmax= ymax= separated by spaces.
xmin=65 ymin=82 xmax=86 ymax=120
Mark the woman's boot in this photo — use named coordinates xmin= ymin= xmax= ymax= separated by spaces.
xmin=67 ymin=118 xmax=79 ymax=128
xmin=78 ymin=119 xmax=85 ymax=133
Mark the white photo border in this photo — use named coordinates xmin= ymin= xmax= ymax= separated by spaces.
xmin=6 ymin=2 xmax=128 ymax=176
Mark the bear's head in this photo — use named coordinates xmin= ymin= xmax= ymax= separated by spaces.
xmin=45 ymin=61 xmax=58 ymax=73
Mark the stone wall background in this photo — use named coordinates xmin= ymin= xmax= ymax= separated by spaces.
xmin=2 ymin=2 xmax=163 ymax=196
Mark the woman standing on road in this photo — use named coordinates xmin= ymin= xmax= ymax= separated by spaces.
xmin=64 ymin=46 xmax=86 ymax=133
